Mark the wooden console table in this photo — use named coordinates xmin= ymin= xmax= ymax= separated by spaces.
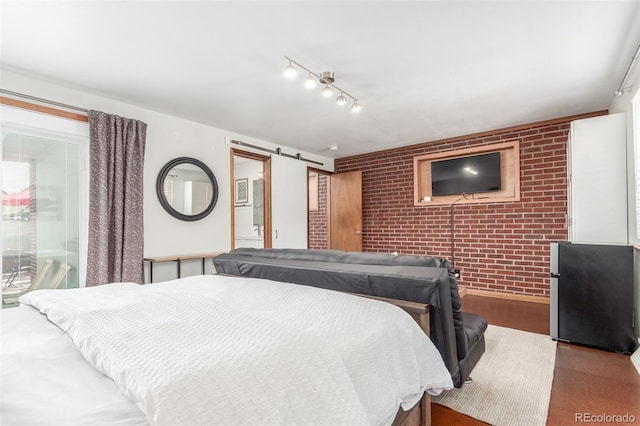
xmin=144 ymin=252 xmax=223 ymax=283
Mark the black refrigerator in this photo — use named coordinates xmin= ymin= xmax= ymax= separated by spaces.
xmin=550 ymin=242 xmax=636 ymax=353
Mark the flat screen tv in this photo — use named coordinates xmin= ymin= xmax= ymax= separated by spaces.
xmin=431 ymin=152 xmax=501 ymax=197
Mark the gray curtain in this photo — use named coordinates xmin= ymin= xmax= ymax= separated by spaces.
xmin=86 ymin=110 xmax=147 ymax=286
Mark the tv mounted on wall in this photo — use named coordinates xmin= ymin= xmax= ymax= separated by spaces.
xmin=431 ymin=152 xmax=501 ymax=197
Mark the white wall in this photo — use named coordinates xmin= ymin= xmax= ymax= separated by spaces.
xmin=609 ymin=27 xmax=640 ymax=344
xmin=1 ymin=70 xmax=333 ymax=282
xmin=611 ymin=89 xmax=640 ymax=346
xmin=609 ymin=4 xmax=640 ymax=244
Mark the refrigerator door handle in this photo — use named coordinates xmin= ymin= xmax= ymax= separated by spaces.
xmin=550 ymin=242 xmax=560 ymax=340
xmin=550 ymin=276 xmax=559 ymax=340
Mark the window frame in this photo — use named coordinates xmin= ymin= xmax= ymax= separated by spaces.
xmin=1 ymin=104 xmax=90 ymax=287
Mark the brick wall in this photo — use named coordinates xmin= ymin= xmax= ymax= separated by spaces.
xmin=334 ymin=117 xmax=591 ymax=298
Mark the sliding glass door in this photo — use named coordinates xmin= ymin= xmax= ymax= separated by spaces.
xmin=1 ymin=106 xmax=88 ymax=307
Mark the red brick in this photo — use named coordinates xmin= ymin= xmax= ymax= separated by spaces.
xmin=335 ymin=120 xmax=572 ymax=297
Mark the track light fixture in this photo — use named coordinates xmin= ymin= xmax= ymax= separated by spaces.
xmin=284 ymin=60 xmax=297 ymax=79
xmin=283 ymin=56 xmax=362 ymax=112
xmin=304 ymin=73 xmax=316 ymax=88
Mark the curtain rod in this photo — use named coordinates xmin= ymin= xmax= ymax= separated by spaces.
xmin=0 ymin=89 xmax=88 ymax=113
xmin=230 ymin=139 xmax=324 ymax=166
xmin=2 ymin=89 xmax=322 ymax=167
xmin=615 ymin=43 xmax=640 ymax=95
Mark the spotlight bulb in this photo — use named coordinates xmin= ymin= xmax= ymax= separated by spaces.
xmin=351 ymin=101 xmax=362 ymax=112
xmin=336 ymin=93 xmax=347 ymax=105
xmin=322 ymin=85 xmax=333 ymax=97
xmin=304 ymin=74 xmax=316 ymax=88
xmin=284 ymin=62 xmax=297 ymax=78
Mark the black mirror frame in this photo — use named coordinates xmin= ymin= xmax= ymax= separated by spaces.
xmin=156 ymin=157 xmax=219 ymax=221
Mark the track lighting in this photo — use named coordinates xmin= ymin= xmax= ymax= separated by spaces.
xmin=284 ymin=60 xmax=297 ymax=79
xmin=283 ymin=56 xmax=362 ymax=112
xmin=304 ymin=73 xmax=316 ymax=88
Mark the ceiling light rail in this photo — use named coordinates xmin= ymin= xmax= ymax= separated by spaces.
xmin=284 ymin=56 xmax=362 ymax=112
xmin=229 ymin=139 xmax=324 ymax=166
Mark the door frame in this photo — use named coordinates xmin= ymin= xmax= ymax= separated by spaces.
xmin=307 ymin=167 xmax=331 ymax=249
xmin=307 ymin=169 xmax=363 ymax=252
xmin=230 ymin=149 xmax=272 ymax=249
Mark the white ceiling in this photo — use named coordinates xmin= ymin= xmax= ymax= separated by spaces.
xmin=2 ymin=1 xmax=639 ymax=158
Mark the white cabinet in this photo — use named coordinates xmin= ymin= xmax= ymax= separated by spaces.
xmin=568 ymin=113 xmax=627 ymax=244
xmin=234 ymin=237 xmax=264 ymax=248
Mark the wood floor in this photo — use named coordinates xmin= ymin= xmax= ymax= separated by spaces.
xmin=431 ymin=295 xmax=640 ymax=425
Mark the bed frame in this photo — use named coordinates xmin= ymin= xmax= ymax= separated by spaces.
xmin=355 ymin=293 xmax=432 ymax=426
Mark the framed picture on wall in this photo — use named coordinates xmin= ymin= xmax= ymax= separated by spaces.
xmin=235 ymin=178 xmax=249 ymax=205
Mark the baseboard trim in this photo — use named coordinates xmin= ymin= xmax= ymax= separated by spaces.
xmin=458 ymin=286 xmax=467 ymax=298
xmin=464 ymin=288 xmax=550 ymax=304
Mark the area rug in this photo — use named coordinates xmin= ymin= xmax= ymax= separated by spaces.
xmin=432 ymin=325 xmax=557 ymax=426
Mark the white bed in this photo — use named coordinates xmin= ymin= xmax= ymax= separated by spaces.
xmin=1 ymin=274 xmax=452 ymax=425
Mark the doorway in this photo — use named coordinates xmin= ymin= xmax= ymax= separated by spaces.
xmin=2 ymin=115 xmax=87 ymax=305
xmin=308 ymin=169 xmax=329 ymax=249
xmin=231 ymin=149 xmax=271 ymax=249
xmin=308 ymin=169 xmax=362 ymax=252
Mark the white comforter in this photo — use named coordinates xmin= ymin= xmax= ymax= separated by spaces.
xmin=16 ymin=274 xmax=452 ymax=425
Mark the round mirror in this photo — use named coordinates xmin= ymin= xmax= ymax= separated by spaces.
xmin=156 ymin=157 xmax=219 ymax=221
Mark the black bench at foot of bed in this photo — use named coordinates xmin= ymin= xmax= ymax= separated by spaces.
xmin=213 ymin=248 xmax=487 ymax=388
